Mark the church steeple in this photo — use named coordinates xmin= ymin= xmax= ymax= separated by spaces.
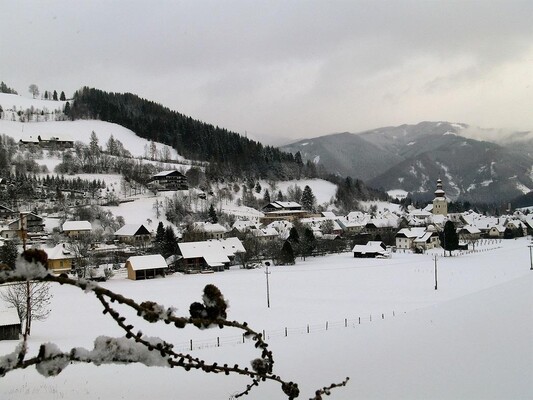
xmin=432 ymin=178 xmax=447 ymax=216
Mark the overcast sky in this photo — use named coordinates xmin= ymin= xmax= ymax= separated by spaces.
xmin=1 ymin=1 xmax=533 ymax=145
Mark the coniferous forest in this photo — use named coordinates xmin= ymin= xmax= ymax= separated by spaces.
xmin=68 ymin=87 xmax=311 ymax=181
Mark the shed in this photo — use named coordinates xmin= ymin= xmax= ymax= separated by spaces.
xmin=126 ymin=254 xmax=168 ymax=280
xmin=0 ymin=307 xmax=21 ymax=340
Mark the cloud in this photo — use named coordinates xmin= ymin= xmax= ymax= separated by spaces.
xmin=1 ymin=1 xmax=533 ymax=144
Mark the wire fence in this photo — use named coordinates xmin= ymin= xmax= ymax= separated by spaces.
xmin=172 ymin=311 xmax=402 ymax=353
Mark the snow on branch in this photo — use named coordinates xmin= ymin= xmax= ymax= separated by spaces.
xmin=0 ymin=260 xmax=348 ymax=399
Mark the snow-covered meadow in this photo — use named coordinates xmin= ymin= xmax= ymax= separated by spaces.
xmin=1 ymin=237 xmax=532 ymax=399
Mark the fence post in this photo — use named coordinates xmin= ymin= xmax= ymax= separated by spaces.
xmin=190 ymin=339 xmax=193 ymax=351
xmin=326 ymin=321 xmax=328 ymax=331
xmin=217 ymin=337 xmax=220 ymax=347
xmin=262 ymin=329 xmax=265 ymax=339
xmin=382 ymin=313 xmax=384 ymax=319
xmin=307 ymin=324 xmax=309 ymax=333
xmin=285 ymin=327 xmax=287 ymax=337
xmin=242 ymin=334 xmax=245 ymax=344
xmin=370 ymin=314 xmax=372 ymax=322
xmin=345 ymin=318 xmax=347 ymax=327
xmin=358 ymin=317 xmax=361 ymax=324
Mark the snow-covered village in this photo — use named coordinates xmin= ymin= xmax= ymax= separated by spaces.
xmin=1 ymin=3 xmax=533 ymax=399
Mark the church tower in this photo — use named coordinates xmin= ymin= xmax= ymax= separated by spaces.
xmin=432 ymin=178 xmax=448 ymax=216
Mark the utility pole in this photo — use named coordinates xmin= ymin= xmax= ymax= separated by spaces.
xmin=433 ymin=254 xmax=438 ymax=290
xmin=265 ymin=262 xmax=271 ymax=308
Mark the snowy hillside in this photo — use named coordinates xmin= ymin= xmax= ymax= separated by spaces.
xmin=0 ymin=119 xmax=182 ymax=160
xmin=0 ymin=92 xmax=67 ymax=115
xmin=0 ymin=237 xmax=531 ymax=399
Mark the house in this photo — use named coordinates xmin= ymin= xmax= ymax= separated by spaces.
xmin=250 ymin=227 xmax=279 ymax=242
xmin=114 ymin=224 xmax=152 ymax=246
xmin=0 ymin=204 xmax=16 ymax=221
xmin=207 ymin=237 xmax=246 ymax=264
xmin=20 ymin=133 xmax=74 ymax=148
xmin=413 ymin=231 xmax=440 ymax=251
xmin=262 ymin=201 xmax=302 ymax=212
xmin=191 ymin=222 xmax=227 ymax=240
xmin=260 ymin=201 xmax=309 ymax=224
xmin=457 ymin=225 xmax=482 ymax=241
xmin=337 ymin=217 xmax=365 ymax=235
xmin=487 ymin=225 xmax=506 ymax=238
xmin=1 ymin=213 xmax=45 ymax=242
xmin=126 ymin=254 xmax=168 ymax=280
xmin=352 ymin=241 xmax=388 ymax=258
xmin=148 ymin=170 xmax=188 ymax=191
xmin=43 ymin=243 xmax=76 ymax=274
xmin=62 ymin=220 xmax=92 ymax=238
xmin=0 ymin=307 xmax=21 ymax=340
xmin=177 ymin=240 xmax=234 ymax=272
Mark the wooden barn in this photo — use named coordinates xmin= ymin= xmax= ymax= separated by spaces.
xmin=126 ymin=254 xmax=168 ymax=280
xmin=0 ymin=307 xmax=21 ymax=340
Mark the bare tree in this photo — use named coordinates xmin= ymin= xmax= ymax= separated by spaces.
xmin=28 ymin=84 xmax=39 ymax=99
xmin=0 ymin=280 xmax=52 ymax=336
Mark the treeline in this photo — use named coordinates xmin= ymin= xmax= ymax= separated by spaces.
xmin=68 ymin=87 xmax=305 ymax=180
xmin=0 ymin=81 xmax=17 ymax=95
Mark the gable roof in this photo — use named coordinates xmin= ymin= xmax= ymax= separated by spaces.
xmin=0 ymin=307 xmax=20 ymax=326
xmin=127 ymin=254 xmax=167 ymax=271
xmin=115 ymin=224 xmax=150 ymax=236
xmin=352 ymin=241 xmax=387 ymax=254
xmin=178 ymin=241 xmax=231 ymax=267
xmin=43 ymin=243 xmax=75 ymax=260
xmin=62 ymin=220 xmax=92 ymax=232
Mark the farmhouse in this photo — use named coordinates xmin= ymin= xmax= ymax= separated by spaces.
xmin=43 ymin=243 xmax=76 ymax=274
xmin=352 ymin=241 xmax=388 ymax=258
xmin=148 ymin=170 xmax=188 ymax=191
xmin=126 ymin=254 xmax=168 ymax=280
xmin=178 ymin=240 xmax=235 ymax=273
xmin=191 ymin=222 xmax=227 ymax=239
xmin=114 ymin=224 xmax=151 ymax=246
xmin=0 ymin=307 xmax=21 ymax=340
xmin=62 ymin=220 xmax=92 ymax=238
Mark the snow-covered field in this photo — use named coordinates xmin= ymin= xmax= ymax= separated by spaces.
xmin=1 ymin=238 xmax=532 ymax=399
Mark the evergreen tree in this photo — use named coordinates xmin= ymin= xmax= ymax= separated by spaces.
xmin=155 ymin=221 xmax=165 ymax=251
xmin=263 ymin=189 xmax=271 ymax=204
xmin=208 ymin=204 xmax=218 ymax=224
xmin=278 ymin=241 xmax=295 ymax=265
xmin=255 ymin=182 xmax=262 ymax=193
xmin=53 ymin=90 xmax=58 ymax=101
xmin=60 ymin=91 xmax=66 ymax=101
xmin=89 ymin=131 xmax=100 ymax=158
xmin=441 ymin=220 xmax=459 ymax=256
xmin=300 ymin=227 xmax=316 ymax=260
xmin=301 ymin=185 xmax=315 ymax=211
xmin=162 ymin=226 xmax=178 ymax=259
xmin=44 ymin=91 xmax=49 ymax=100
xmin=0 ymin=240 xmax=19 ymax=269
xmin=277 ymin=190 xmax=283 ymax=201
xmin=63 ymin=101 xmax=71 ymax=116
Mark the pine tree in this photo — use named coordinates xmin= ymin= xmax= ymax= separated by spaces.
xmin=162 ymin=226 xmax=178 ymax=259
xmin=277 ymin=190 xmax=283 ymax=201
xmin=441 ymin=220 xmax=459 ymax=256
xmin=263 ymin=189 xmax=271 ymax=204
xmin=64 ymin=101 xmax=71 ymax=116
xmin=208 ymin=204 xmax=218 ymax=224
xmin=0 ymin=240 xmax=19 ymax=269
xmin=255 ymin=182 xmax=262 ymax=193
xmin=60 ymin=91 xmax=66 ymax=101
xmin=301 ymin=185 xmax=315 ymax=211
xmin=278 ymin=241 xmax=295 ymax=265
xmin=44 ymin=91 xmax=49 ymax=100
xmin=53 ymin=90 xmax=58 ymax=101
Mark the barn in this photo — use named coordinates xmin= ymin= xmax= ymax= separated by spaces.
xmin=126 ymin=254 xmax=168 ymax=280
xmin=0 ymin=307 xmax=21 ymax=340
xmin=352 ymin=241 xmax=389 ymax=258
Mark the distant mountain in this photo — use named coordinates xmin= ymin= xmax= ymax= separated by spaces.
xmin=280 ymin=132 xmax=402 ymax=181
xmin=281 ymin=122 xmax=533 ymax=204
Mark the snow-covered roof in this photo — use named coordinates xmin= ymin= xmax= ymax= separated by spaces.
xmin=115 ymin=224 xmax=149 ymax=236
xmin=459 ymin=225 xmax=482 ymax=234
xmin=127 ymin=254 xmax=167 ymax=271
xmin=231 ymin=220 xmax=257 ymax=232
xmin=207 ymin=237 xmax=246 ymax=255
xmin=0 ymin=307 xmax=20 ymax=326
xmin=321 ymin=211 xmax=337 ymax=219
xmin=396 ymin=227 xmax=427 ymax=239
xmin=43 ymin=243 xmax=75 ymax=260
xmin=178 ymin=241 xmax=231 ymax=267
xmin=62 ymin=220 xmax=92 ymax=232
xmin=352 ymin=241 xmax=387 ymax=254
xmin=414 ymin=232 xmax=434 ymax=243
xmin=152 ymin=170 xmax=182 ymax=178
xmin=192 ymin=222 xmax=227 ymax=233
